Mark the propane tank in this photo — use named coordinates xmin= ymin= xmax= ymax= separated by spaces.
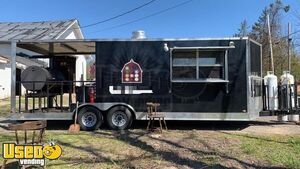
xmin=280 ymin=71 xmax=299 ymax=122
xmin=264 ymin=71 xmax=278 ymax=111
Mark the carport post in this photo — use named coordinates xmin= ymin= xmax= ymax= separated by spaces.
xmin=10 ymin=40 xmax=16 ymax=114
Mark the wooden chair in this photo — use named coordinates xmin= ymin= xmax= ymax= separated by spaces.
xmin=146 ymin=102 xmax=167 ymax=132
xmin=2 ymin=120 xmax=47 ymax=169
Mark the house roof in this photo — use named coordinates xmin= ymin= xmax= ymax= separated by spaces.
xmin=0 ymin=20 xmax=77 ymax=40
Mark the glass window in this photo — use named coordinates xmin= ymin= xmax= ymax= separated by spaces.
xmin=173 ymin=67 xmax=196 ymax=79
xmin=198 ymin=51 xmax=224 ymax=79
xmin=172 ymin=49 xmax=225 ymax=81
xmin=172 ymin=50 xmax=197 ymax=79
xmin=172 ymin=50 xmax=196 ymax=66
xmin=198 ymin=57 xmax=217 ymax=65
xmin=173 ymin=58 xmax=196 ymax=66
xmin=199 ymin=67 xmax=223 ymax=79
xmin=250 ymin=78 xmax=262 ymax=97
xmin=198 ymin=51 xmax=224 ymax=65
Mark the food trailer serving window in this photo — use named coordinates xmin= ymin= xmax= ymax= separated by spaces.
xmin=171 ymin=47 xmax=230 ymax=83
xmin=172 ymin=50 xmax=197 ymax=79
xmin=198 ymin=51 xmax=224 ymax=79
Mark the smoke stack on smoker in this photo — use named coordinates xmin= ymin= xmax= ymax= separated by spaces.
xmin=131 ymin=30 xmax=146 ymax=39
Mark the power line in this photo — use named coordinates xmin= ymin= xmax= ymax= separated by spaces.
xmin=280 ymin=29 xmax=300 ymax=40
xmin=87 ymin=0 xmax=193 ymax=34
xmin=80 ymin=0 xmax=158 ymax=28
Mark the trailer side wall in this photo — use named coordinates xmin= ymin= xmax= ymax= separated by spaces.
xmin=96 ymin=39 xmax=250 ymax=116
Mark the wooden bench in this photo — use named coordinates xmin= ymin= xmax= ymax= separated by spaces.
xmin=146 ymin=102 xmax=167 ymax=132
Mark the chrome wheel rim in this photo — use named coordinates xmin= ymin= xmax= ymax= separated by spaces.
xmin=112 ymin=111 xmax=127 ymax=127
xmin=82 ymin=112 xmax=97 ymax=127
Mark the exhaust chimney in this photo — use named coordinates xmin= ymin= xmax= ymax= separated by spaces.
xmin=131 ymin=30 xmax=146 ymax=39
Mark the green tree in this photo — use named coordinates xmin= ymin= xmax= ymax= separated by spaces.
xmin=291 ymin=53 xmax=300 ymax=79
xmin=249 ymin=0 xmax=290 ymax=76
xmin=234 ymin=20 xmax=249 ymax=37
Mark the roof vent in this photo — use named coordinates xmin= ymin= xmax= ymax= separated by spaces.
xmin=131 ymin=30 xmax=146 ymax=39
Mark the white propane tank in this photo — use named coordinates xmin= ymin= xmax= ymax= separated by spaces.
xmin=280 ymin=71 xmax=299 ymax=122
xmin=264 ymin=71 xmax=278 ymax=111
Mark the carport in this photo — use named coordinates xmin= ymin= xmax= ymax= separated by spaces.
xmin=8 ymin=39 xmax=96 ymax=120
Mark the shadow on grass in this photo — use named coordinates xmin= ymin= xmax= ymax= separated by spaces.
xmin=146 ymin=133 xmax=285 ymax=169
xmin=131 ymin=120 xmax=252 ymax=131
xmin=49 ymin=130 xmax=225 ymax=169
xmin=115 ymin=131 xmax=285 ymax=169
xmin=52 ymin=138 xmax=149 ymax=168
xmin=48 ymin=130 xmax=286 ymax=169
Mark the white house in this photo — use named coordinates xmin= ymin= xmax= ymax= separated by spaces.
xmin=0 ymin=19 xmax=87 ymax=99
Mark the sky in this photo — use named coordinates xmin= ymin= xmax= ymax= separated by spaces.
xmin=0 ymin=0 xmax=299 ymax=39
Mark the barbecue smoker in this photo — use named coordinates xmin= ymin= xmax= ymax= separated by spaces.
xmin=8 ymin=35 xmax=300 ymax=131
xmin=20 ymin=65 xmax=74 ymax=111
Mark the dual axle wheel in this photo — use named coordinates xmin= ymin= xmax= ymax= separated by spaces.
xmin=77 ymin=106 xmax=133 ymax=130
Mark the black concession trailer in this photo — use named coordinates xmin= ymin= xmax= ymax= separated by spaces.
xmin=8 ymin=37 xmax=264 ymax=130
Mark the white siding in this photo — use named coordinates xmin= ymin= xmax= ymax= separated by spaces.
xmin=75 ymin=55 xmax=87 ymax=82
xmin=64 ymin=31 xmax=87 ymax=83
xmin=0 ymin=63 xmax=11 ymax=99
xmin=65 ymin=31 xmax=76 ymax=39
xmin=0 ymin=44 xmax=12 ymax=99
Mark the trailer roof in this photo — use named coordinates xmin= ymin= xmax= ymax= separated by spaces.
xmin=2 ymin=37 xmax=256 ymax=55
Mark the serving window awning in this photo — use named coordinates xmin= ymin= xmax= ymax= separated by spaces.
xmin=171 ymin=46 xmax=235 ymax=50
xmin=17 ymin=40 xmax=96 ymax=55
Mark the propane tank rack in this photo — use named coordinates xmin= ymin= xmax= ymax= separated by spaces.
xmin=260 ymin=81 xmax=300 ymax=116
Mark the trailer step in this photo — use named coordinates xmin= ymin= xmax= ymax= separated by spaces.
xmin=9 ymin=113 xmax=73 ymax=121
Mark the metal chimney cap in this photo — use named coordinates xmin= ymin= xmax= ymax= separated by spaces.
xmin=132 ymin=30 xmax=146 ymax=39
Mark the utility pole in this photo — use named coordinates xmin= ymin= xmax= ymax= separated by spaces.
xmin=267 ymin=14 xmax=274 ymax=72
xmin=288 ymin=22 xmax=292 ymax=71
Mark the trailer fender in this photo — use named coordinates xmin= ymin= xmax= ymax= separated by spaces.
xmin=72 ymin=104 xmax=102 ymax=118
xmin=106 ymin=104 xmax=136 ymax=120
xmin=72 ymin=103 xmax=136 ymax=120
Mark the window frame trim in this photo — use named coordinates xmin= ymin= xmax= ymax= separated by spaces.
xmin=170 ymin=47 xmax=230 ymax=83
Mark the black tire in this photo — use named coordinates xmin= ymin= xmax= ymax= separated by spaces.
xmin=77 ymin=106 xmax=103 ymax=131
xmin=107 ymin=106 xmax=133 ymax=130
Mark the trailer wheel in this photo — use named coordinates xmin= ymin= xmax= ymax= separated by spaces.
xmin=78 ymin=106 xmax=103 ymax=131
xmin=107 ymin=106 xmax=133 ymax=130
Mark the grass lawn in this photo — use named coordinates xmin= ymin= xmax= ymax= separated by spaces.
xmin=0 ymin=129 xmax=299 ymax=169
xmin=0 ymin=98 xmax=10 ymax=117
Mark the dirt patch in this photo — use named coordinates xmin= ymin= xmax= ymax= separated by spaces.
xmin=238 ymin=117 xmax=300 ymax=136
